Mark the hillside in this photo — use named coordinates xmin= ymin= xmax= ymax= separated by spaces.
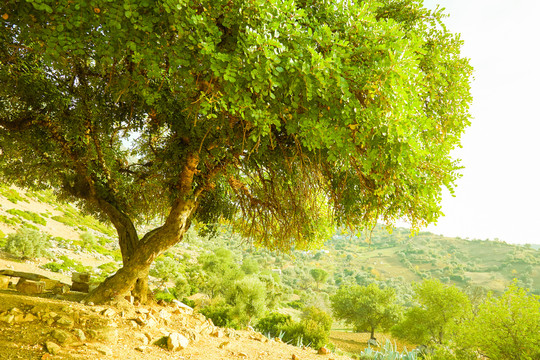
xmin=1 ymin=184 xmax=539 ymax=358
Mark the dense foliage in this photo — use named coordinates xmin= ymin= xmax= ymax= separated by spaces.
xmin=3 ymin=227 xmax=50 ymax=259
xmin=391 ymin=279 xmax=470 ymax=345
xmin=331 ymin=283 xmax=402 ymax=339
xmin=0 ymin=0 xmax=472 ymax=301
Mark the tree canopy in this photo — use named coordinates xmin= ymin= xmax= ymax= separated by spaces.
xmin=0 ymin=0 xmax=472 ymax=302
xmin=392 ymin=279 xmax=471 ymax=345
xmin=331 ymin=283 xmax=402 ymax=339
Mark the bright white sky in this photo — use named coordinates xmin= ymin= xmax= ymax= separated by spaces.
xmin=416 ymin=0 xmax=540 ymax=244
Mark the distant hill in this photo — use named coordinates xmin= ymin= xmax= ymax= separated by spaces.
xmin=1 ymin=184 xmax=539 ymax=302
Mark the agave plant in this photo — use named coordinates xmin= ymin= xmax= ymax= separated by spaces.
xmin=360 ymin=340 xmax=418 ymax=360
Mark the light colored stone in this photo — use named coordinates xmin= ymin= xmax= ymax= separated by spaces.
xmin=0 ymin=313 xmax=14 ymax=324
xmin=45 ymin=341 xmax=61 ymax=355
xmin=95 ymin=328 xmax=119 ymax=343
xmin=96 ymin=346 xmax=113 ymax=356
xmin=56 ymin=315 xmax=74 ymax=327
xmin=167 ymin=332 xmax=189 ymax=351
xmin=0 ymin=275 xmax=10 ymax=289
xmin=135 ymin=345 xmax=147 ymax=352
xmin=172 ymin=300 xmax=194 ymax=314
xmin=158 ymin=309 xmax=171 ymax=321
xmin=211 ymin=329 xmax=224 ymax=338
xmin=16 ymin=279 xmax=45 ymax=294
xmin=73 ymin=329 xmax=86 ymax=341
xmin=51 ymin=329 xmax=72 ymax=344
xmin=101 ymin=308 xmax=116 ymax=317
xmin=134 ymin=332 xmax=149 ymax=345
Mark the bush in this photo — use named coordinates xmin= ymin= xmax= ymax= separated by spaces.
xmin=4 ymin=228 xmax=50 ymax=258
xmin=256 ymin=312 xmax=292 ymax=336
xmin=200 ymin=302 xmax=240 ymax=329
xmin=80 ymin=231 xmax=97 ymax=248
xmin=42 ymin=262 xmax=63 ymax=272
xmin=42 ymin=255 xmax=90 ymax=273
xmin=6 ymin=209 xmax=47 ymax=226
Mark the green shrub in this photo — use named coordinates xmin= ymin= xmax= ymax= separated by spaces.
xmin=287 ymin=300 xmax=304 ymax=310
xmin=51 ymin=215 xmax=77 ymax=227
xmin=42 ymin=255 xmax=90 ymax=273
xmin=3 ymin=228 xmax=50 ymax=258
xmin=97 ymin=262 xmax=119 ymax=275
xmin=42 ymin=262 xmax=63 ymax=272
xmin=150 ymin=256 xmax=184 ymax=282
xmin=80 ymin=231 xmax=97 ymax=248
xmin=6 ymin=209 xmax=47 ymax=226
xmin=200 ymin=302 xmax=240 ymax=329
xmin=0 ymin=187 xmax=26 ymax=204
xmin=155 ymin=290 xmax=176 ymax=302
xmin=256 ymin=308 xmax=331 ymax=349
xmin=0 ymin=214 xmax=21 ymax=225
xmin=256 ymin=312 xmax=292 ymax=336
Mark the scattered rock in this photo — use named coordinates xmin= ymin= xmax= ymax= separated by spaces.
xmin=238 ymin=352 xmax=248 ymax=358
xmin=45 ymin=341 xmax=61 ymax=355
xmin=135 ymin=345 xmax=147 ymax=352
xmin=51 ymin=329 xmax=72 ymax=344
xmin=73 ymin=329 xmax=86 ymax=341
xmin=158 ymin=309 xmax=172 ymax=321
xmin=249 ymin=332 xmax=267 ymax=342
xmin=172 ymin=300 xmax=194 ymax=315
xmin=318 ymin=346 xmax=330 ymax=355
xmin=95 ymin=328 xmax=119 ymax=343
xmin=211 ymin=329 xmax=224 ymax=338
xmin=218 ymin=341 xmax=230 ymax=349
xmin=0 ymin=313 xmax=14 ymax=324
xmin=101 ymin=308 xmax=116 ymax=317
xmin=167 ymin=332 xmax=189 ymax=351
xmin=56 ymin=315 xmax=74 ymax=327
xmin=96 ymin=346 xmax=113 ymax=356
xmin=134 ymin=332 xmax=149 ymax=345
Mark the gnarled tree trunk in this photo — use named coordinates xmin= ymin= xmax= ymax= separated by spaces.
xmin=87 ymin=198 xmax=196 ymax=304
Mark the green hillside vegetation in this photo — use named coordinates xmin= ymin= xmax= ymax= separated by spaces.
xmin=1 ymin=187 xmax=539 ymax=358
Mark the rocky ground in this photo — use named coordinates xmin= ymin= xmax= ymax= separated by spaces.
xmin=0 ymin=288 xmax=354 ymax=360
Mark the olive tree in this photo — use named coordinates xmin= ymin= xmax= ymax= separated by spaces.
xmin=331 ymin=283 xmax=402 ymax=340
xmin=0 ymin=0 xmax=472 ymax=303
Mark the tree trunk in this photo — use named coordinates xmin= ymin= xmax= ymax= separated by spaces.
xmin=87 ymin=198 xmax=197 ymax=304
xmin=87 ymin=152 xmax=200 ymax=304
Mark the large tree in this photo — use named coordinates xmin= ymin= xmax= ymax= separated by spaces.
xmin=331 ymin=283 xmax=402 ymax=340
xmin=0 ymin=0 xmax=472 ymax=303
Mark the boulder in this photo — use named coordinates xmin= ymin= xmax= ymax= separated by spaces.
xmin=0 ymin=275 xmax=10 ymax=289
xmin=72 ymin=272 xmax=90 ymax=283
xmin=16 ymin=279 xmax=45 ymax=294
xmin=45 ymin=341 xmax=61 ymax=355
xmin=167 ymin=332 xmax=189 ymax=351
xmin=318 ymin=346 xmax=330 ymax=355
xmin=51 ymin=329 xmax=72 ymax=344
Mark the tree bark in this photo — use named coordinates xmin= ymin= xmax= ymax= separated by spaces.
xmin=86 ymin=198 xmax=196 ymax=304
